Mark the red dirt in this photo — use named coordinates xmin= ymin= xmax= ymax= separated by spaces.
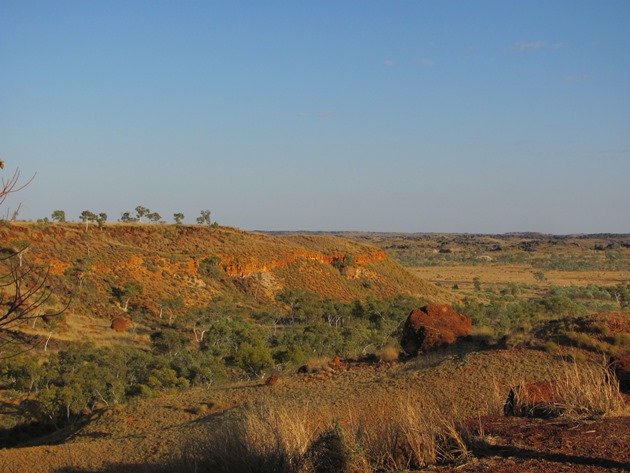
xmin=444 ymin=416 xmax=630 ymax=472
xmin=329 ymin=356 xmax=345 ymax=370
xmin=400 ymin=304 xmax=472 ymax=355
xmin=595 ymin=312 xmax=630 ymax=334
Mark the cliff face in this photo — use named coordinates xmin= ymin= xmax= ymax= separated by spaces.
xmin=0 ymin=223 xmax=451 ymax=322
xmin=222 ymin=248 xmax=386 ymax=277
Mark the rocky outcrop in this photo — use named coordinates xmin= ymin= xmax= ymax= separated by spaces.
xmin=221 ymin=249 xmax=386 ymax=277
xmin=400 ymin=305 xmax=471 ymax=355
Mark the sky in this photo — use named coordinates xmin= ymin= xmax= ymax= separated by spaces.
xmin=1 ymin=0 xmax=629 ymax=233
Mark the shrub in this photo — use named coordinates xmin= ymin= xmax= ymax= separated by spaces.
xmin=198 ymin=256 xmax=222 ymax=278
xmin=543 ymin=341 xmax=559 ymax=354
xmin=151 ymin=329 xmax=189 ymax=356
xmin=235 ymin=342 xmax=274 ymax=377
xmin=147 ymin=367 xmax=189 ymax=389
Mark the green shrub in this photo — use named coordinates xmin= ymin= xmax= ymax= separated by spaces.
xmin=199 ymin=256 xmax=222 ymax=278
xmin=147 ymin=367 xmax=189 ymax=389
xmin=235 ymin=342 xmax=274 ymax=376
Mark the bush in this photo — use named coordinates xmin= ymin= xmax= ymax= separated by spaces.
xmin=236 ymin=343 xmax=274 ymax=377
xmin=198 ymin=256 xmax=222 ymax=278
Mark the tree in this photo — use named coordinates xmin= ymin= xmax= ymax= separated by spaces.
xmin=0 ymin=163 xmax=67 ymax=357
xmin=147 ymin=212 xmax=161 ymax=224
xmin=79 ymin=210 xmax=97 ymax=230
xmin=158 ymin=297 xmax=183 ymax=324
xmin=96 ymin=212 xmax=107 ymax=228
xmin=173 ymin=213 xmax=184 ymax=225
xmin=51 ymin=210 xmax=66 ymax=223
xmin=196 ymin=210 xmax=212 ymax=226
xmin=135 ymin=206 xmax=149 ymax=223
xmin=112 ymin=281 xmax=143 ymax=312
xmin=119 ymin=211 xmax=137 ymax=223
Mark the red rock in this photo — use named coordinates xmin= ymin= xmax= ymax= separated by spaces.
xmin=265 ymin=373 xmax=280 ymax=386
xmin=111 ymin=317 xmax=132 ymax=332
xmin=400 ymin=304 xmax=472 ymax=355
xmin=504 ymin=381 xmax=562 ymax=418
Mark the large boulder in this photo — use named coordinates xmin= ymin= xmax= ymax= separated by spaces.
xmin=400 ymin=304 xmax=471 ymax=355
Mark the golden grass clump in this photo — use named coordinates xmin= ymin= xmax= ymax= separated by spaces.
xmin=552 ymin=360 xmax=627 ymax=418
xmin=303 ymin=358 xmax=333 ymax=373
xmin=376 ymin=345 xmax=399 ymax=362
xmin=341 ymin=399 xmax=469 ymax=470
xmin=192 ymin=405 xmax=317 ymax=473
xmin=506 ymin=360 xmax=627 ymax=419
xmin=184 ymin=395 xmax=472 ymax=472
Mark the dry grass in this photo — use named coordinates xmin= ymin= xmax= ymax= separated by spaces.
xmin=552 ymin=360 xmax=628 ymax=418
xmin=376 ymin=345 xmax=399 ymax=362
xmin=303 ymin=357 xmax=333 ymax=373
xmin=180 ymin=394 xmax=473 ymax=472
xmin=410 ymin=264 xmax=629 ymax=290
xmin=507 ymin=359 xmax=627 ymax=419
xmin=180 ymin=405 xmax=318 ymax=473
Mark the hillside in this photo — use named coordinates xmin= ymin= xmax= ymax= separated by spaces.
xmin=0 ymin=223 xmax=449 ymax=337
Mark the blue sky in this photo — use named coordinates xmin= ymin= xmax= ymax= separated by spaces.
xmin=1 ymin=1 xmax=628 ymax=232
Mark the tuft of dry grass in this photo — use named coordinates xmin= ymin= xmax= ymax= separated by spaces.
xmin=342 ymin=399 xmax=470 ymax=470
xmin=506 ymin=359 xmax=627 ymax=419
xmin=302 ymin=358 xmax=333 ymax=373
xmin=180 ymin=395 xmax=472 ymax=472
xmin=552 ymin=360 xmax=627 ymax=418
xmin=188 ymin=404 xmax=317 ymax=473
xmin=376 ymin=345 xmax=399 ymax=362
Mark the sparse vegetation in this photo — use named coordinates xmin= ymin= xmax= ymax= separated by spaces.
xmin=0 ymin=223 xmax=627 ymax=471
xmin=51 ymin=210 xmax=65 ymax=223
xmin=506 ymin=360 xmax=627 ymax=419
xmin=196 ymin=209 xmax=212 ymax=226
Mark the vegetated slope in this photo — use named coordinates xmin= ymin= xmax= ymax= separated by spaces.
xmin=0 ymin=223 xmax=450 ymax=322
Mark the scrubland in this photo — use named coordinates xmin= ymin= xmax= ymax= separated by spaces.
xmin=0 ymin=224 xmax=628 ymax=472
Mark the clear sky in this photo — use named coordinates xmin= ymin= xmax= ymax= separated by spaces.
xmin=1 ymin=1 xmax=629 ymax=233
